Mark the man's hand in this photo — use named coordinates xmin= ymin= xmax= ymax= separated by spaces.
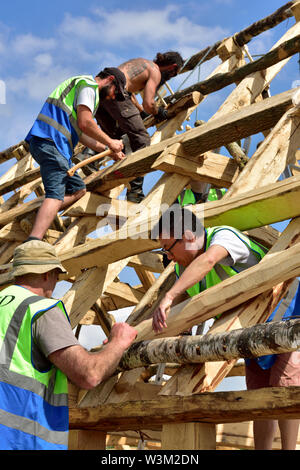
xmin=111 ymin=151 xmax=126 ymax=161
xmin=155 ymin=106 xmax=169 ymax=123
xmin=140 ymin=110 xmax=150 ymax=120
xmin=152 ymin=294 xmax=173 ymax=333
xmin=103 ymin=322 xmax=137 ymax=350
xmin=108 ymin=138 xmax=124 ymax=154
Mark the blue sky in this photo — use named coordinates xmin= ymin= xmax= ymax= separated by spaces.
xmin=0 ymin=2 xmax=298 ymax=376
xmin=0 ymin=0 xmax=298 ymax=149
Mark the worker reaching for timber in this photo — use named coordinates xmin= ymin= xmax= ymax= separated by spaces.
xmin=77 ymin=51 xmax=184 ymax=202
xmin=24 ymin=68 xmax=126 ymax=242
xmin=0 ymin=240 xmax=137 ymax=450
xmin=152 ymin=205 xmax=300 ymax=450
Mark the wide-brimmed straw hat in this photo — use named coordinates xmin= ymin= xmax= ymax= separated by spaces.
xmin=12 ymin=240 xmax=67 ymax=277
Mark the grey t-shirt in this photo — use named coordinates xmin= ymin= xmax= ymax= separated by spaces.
xmin=32 ymin=306 xmax=79 ymax=371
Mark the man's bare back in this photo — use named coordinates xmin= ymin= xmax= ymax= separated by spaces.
xmin=119 ymin=58 xmax=160 ymax=94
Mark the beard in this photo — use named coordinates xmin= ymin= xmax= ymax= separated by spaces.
xmin=156 ymin=70 xmax=174 ymax=90
xmin=99 ymin=84 xmax=112 ymax=100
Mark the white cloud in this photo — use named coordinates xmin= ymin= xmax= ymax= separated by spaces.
xmin=11 ymin=33 xmax=56 ymax=56
xmin=34 ymin=53 xmax=53 ymax=68
xmin=59 ymin=6 xmax=229 ymax=52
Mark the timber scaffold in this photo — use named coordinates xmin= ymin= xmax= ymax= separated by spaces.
xmin=1 ymin=2 xmax=300 ymax=450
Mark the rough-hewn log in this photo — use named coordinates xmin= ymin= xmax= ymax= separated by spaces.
xmin=69 ymin=387 xmax=300 ymax=431
xmin=0 ymin=168 xmax=40 ymax=197
xmin=118 ymin=320 xmax=300 ymax=372
xmin=143 ymin=92 xmax=201 ymax=129
xmin=168 ymin=33 xmax=300 ymax=103
xmin=180 ymin=2 xmax=295 ymax=73
xmin=86 ymin=88 xmax=295 ymax=192
xmin=0 ymin=141 xmax=29 ymax=164
xmin=126 ymin=262 xmax=176 ymax=327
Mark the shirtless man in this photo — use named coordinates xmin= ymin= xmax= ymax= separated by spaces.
xmin=93 ymin=51 xmax=184 ymax=202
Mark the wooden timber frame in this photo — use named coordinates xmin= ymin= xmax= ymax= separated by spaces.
xmin=1 ymin=2 xmax=300 ymax=451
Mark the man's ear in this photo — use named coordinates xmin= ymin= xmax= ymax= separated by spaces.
xmin=183 ymin=230 xmax=196 ymax=243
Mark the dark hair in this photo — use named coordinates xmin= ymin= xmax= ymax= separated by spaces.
xmin=152 ymin=205 xmax=204 ymax=240
xmin=154 ymin=51 xmax=184 ymax=71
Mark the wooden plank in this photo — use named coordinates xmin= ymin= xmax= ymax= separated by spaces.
xmin=161 ymin=423 xmax=216 ymax=450
xmin=85 ymin=88 xmax=296 ymax=192
xmin=180 ymin=2 xmax=294 ymax=73
xmin=211 ymin=20 xmax=300 ymax=120
xmin=60 ymin=173 xmax=189 ymax=277
xmin=201 ymin=174 xmax=300 ymax=230
xmin=69 ymin=386 xmax=300 ymax=431
xmin=159 ymin=217 xmax=300 ymax=396
xmin=0 ymin=196 xmax=43 ymax=227
xmin=134 ymin=218 xmax=300 ymax=343
xmin=223 ymin=109 xmax=300 ymax=199
xmin=152 ymin=145 xmax=239 ymax=188
xmin=68 ymin=430 xmax=106 ymax=450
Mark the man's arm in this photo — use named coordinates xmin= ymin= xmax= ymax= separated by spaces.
xmin=77 ymin=105 xmax=124 ymax=158
xmin=49 ymin=322 xmax=137 ymax=389
xmin=79 ymin=132 xmax=107 ymax=153
xmin=142 ymin=68 xmax=161 ymax=115
xmin=152 ymin=245 xmax=229 ymax=333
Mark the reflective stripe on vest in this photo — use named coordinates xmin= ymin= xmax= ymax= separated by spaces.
xmin=37 ymin=75 xmax=99 ymax=155
xmin=0 ymin=286 xmax=69 ymax=450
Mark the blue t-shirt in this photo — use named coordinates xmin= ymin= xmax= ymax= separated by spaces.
xmin=246 ymin=282 xmax=300 ymax=369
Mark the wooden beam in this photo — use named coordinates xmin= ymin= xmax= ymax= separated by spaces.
xmin=0 ymin=168 xmax=40 ymax=197
xmin=60 ymin=173 xmax=189 ymax=277
xmin=126 ymin=262 xmax=176 ymax=327
xmin=0 ymin=197 xmax=43 ymax=227
xmin=85 ymin=88 xmax=296 ymax=192
xmin=168 ymin=32 xmax=300 ymax=102
xmin=159 ymin=217 xmax=300 ymax=396
xmin=134 ymin=220 xmax=300 ymax=343
xmin=118 ymin=320 xmax=300 ymax=372
xmin=143 ymin=92 xmax=202 ymax=129
xmin=69 ymin=386 xmax=300 ymax=431
xmin=161 ymin=423 xmax=216 ymax=450
xmin=152 ymin=145 xmax=239 ymax=189
xmin=180 ymin=2 xmax=295 ymax=73
xmin=0 ymin=141 xmax=29 ymax=164
xmin=201 ymin=174 xmax=300 ymax=231
xmin=223 ymin=109 xmax=300 ymax=199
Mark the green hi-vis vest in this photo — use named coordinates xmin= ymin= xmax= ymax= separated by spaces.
xmin=0 ymin=285 xmax=70 ymax=450
xmin=178 ymin=187 xmax=226 ymax=206
xmin=29 ymin=75 xmax=100 ymax=161
xmin=175 ymin=226 xmax=267 ymax=299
